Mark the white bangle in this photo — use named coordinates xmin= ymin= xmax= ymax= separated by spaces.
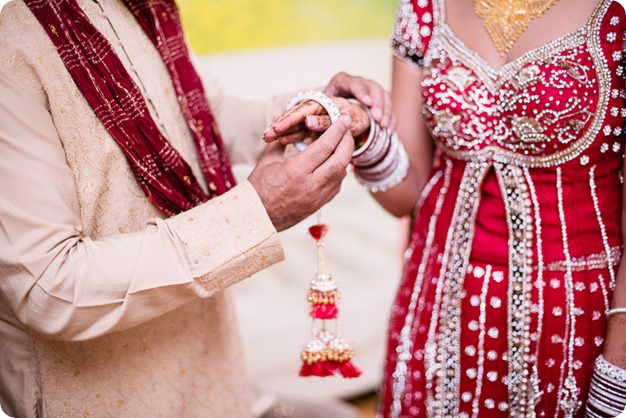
xmin=607 ymin=307 xmax=626 ymax=318
xmin=595 ymin=355 xmax=626 ymax=382
xmin=285 ymin=91 xmax=341 ymax=152
xmin=354 ymin=132 xmax=410 ymax=193
xmin=354 ymin=125 xmax=391 ymax=167
xmin=586 ymin=355 xmax=626 ymax=417
xmin=347 ymin=99 xmax=376 ymax=159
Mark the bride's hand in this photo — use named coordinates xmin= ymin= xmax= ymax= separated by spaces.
xmin=324 ymin=72 xmax=395 ymax=130
xmin=263 ymin=97 xmax=371 ymax=145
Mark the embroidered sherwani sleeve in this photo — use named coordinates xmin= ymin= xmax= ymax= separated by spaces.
xmin=0 ymin=70 xmax=283 ymax=341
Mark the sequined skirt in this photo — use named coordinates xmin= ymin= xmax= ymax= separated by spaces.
xmin=378 ymin=159 xmax=619 ymax=418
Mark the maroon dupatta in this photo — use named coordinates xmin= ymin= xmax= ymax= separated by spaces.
xmin=25 ymin=0 xmax=236 ymax=216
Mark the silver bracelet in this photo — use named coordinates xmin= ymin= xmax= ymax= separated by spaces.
xmin=607 ymin=307 xmax=626 ymax=319
xmin=595 ymin=355 xmax=626 ymax=382
xmin=586 ymin=355 xmax=626 ymax=417
xmin=285 ymin=90 xmax=341 ymax=152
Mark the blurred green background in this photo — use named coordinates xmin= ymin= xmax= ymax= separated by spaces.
xmin=178 ymin=0 xmax=398 ymax=54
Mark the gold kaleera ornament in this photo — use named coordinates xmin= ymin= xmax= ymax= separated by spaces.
xmin=298 ymin=211 xmax=362 ymax=379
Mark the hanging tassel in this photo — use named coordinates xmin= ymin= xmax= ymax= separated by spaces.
xmin=299 ymin=335 xmax=362 ymax=378
xmin=309 ymin=302 xmax=339 ymax=320
xmin=307 ymin=279 xmax=341 ymax=320
xmin=306 ymin=224 xmax=340 ymax=320
xmin=308 ymin=224 xmax=329 ymax=241
xmin=299 ymin=360 xmax=335 ymax=377
xmin=299 ymin=218 xmax=361 ymax=379
xmin=328 ymin=337 xmax=362 ymax=379
xmin=299 ymin=331 xmax=335 ymax=377
xmin=338 ymin=361 xmax=362 ymax=378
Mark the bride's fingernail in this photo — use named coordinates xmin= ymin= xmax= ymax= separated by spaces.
xmin=306 ymin=116 xmax=318 ymax=128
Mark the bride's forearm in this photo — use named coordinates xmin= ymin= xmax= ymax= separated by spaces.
xmin=368 ymin=163 xmax=429 ymax=218
xmin=603 ymin=261 xmax=626 ymax=368
xmin=587 ymin=264 xmax=626 ymax=415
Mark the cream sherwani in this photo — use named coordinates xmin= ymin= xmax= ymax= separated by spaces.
xmin=0 ymin=0 xmax=290 ymax=416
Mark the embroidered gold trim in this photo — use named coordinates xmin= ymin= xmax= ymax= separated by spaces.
xmin=545 ymin=246 xmax=622 ymax=272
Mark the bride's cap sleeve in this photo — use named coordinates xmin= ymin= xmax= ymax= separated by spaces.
xmin=391 ymin=0 xmax=434 ymax=68
xmin=609 ymin=2 xmax=626 ymax=96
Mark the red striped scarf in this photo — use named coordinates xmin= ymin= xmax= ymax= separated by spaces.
xmin=25 ymin=0 xmax=235 ymax=215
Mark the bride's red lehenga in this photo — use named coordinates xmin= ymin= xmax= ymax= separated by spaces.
xmin=380 ymin=1 xmax=626 ymax=417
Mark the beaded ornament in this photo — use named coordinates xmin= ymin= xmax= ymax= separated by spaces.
xmin=285 ymin=91 xmax=362 ymax=379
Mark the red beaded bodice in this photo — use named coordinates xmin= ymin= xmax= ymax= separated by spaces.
xmin=381 ymin=1 xmax=626 ymax=417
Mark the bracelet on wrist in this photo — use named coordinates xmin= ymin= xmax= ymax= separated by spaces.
xmin=607 ymin=307 xmax=626 ymax=319
xmin=347 ymin=98 xmax=376 ymax=158
xmin=286 ymin=90 xmax=340 ymax=152
xmin=353 ymin=132 xmax=410 ymax=193
xmin=586 ymin=355 xmax=626 ymax=417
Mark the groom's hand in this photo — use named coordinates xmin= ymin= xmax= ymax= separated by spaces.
xmin=250 ymin=115 xmax=354 ymax=232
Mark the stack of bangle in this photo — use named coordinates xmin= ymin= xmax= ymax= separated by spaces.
xmin=350 ymin=100 xmax=409 ymax=193
xmin=586 ymin=355 xmax=626 ymax=417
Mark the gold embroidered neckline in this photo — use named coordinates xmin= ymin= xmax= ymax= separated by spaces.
xmin=474 ymin=0 xmax=562 ymax=56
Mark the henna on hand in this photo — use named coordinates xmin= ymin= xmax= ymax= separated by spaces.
xmin=263 ymin=98 xmax=371 ymax=145
xmin=250 ymin=115 xmax=354 ymax=232
xmin=263 ymin=100 xmax=325 ymax=143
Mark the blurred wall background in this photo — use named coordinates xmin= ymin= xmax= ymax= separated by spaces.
xmin=178 ymin=0 xmax=397 ymax=53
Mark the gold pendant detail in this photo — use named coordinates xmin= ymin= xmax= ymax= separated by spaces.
xmin=474 ymin=0 xmax=560 ymax=56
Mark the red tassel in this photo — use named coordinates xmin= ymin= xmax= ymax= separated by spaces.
xmin=299 ymin=361 xmax=319 ymax=377
xmin=299 ymin=360 xmax=334 ymax=377
xmin=299 ymin=216 xmax=361 ymax=380
xmin=321 ymin=360 xmax=337 ymax=376
xmin=309 ymin=304 xmax=339 ymax=319
xmin=308 ymin=224 xmax=329 ymax=241
xmin=337 ymin=360 xmax=362 ymax=378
